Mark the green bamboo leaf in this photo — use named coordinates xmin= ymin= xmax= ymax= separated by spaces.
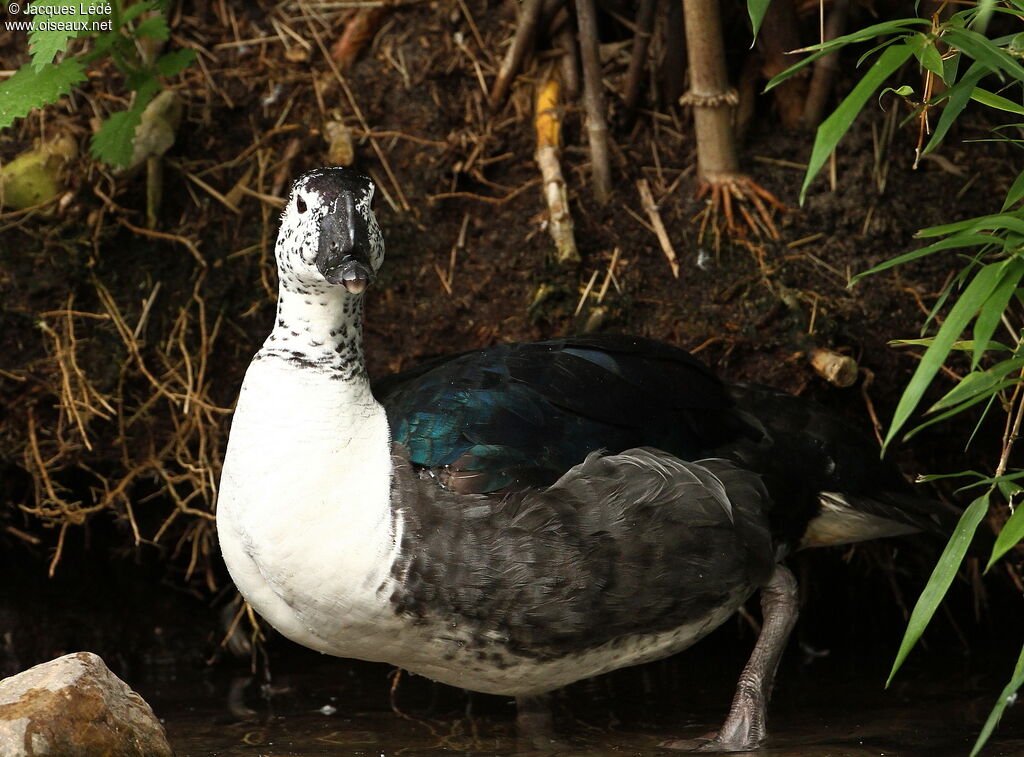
xmin=852 ymin=232 xmax=996 ymax=281
xmin=904 ymin=383 xmax=1014 ymax=441
xmin=918 ymin=212 xmax=1024 ymax=238
xmin=945 ymin=26 xmax=1024 ymax=82
xmin=765 ymin=19 xmax=925 ymax=92
xmin=972 ymin=259 xmax=1024 ymax=368
xmin=929 ymin=358 xmax=1024 ymax=412
xmin=970 ymin=641 xmax=1024 ymax=756
xmin=747 ymin=0 xmax=772 ymax=41
xmin=887 ymin=492 xmax=990 ymax=686
xmin=924 ymin=62 xmax=987 ymax=154
xmin=884 ymin=262 xmax=1006 ymax=450
xmin=913 ymin=35 xmax=945 ymax=79
xmin=985 ymin=503 xmax=1024 ymax=572
xmin=1001 ymin=169 xmax=1024 ymax=210
xmin=890 ymin=338 xmax=1012 ymax=352
xmin=971 ymin=87 xmax=1024 ymax=115
xmin=800 ymin=43 xmax=916 ymax=204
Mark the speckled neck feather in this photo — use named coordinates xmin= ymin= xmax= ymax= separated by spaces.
xmin=256 ymin=276 xmax=367 ymax=382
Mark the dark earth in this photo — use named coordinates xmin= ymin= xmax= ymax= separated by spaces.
xmin=1 ymin=0 xmax=1022 ymax=753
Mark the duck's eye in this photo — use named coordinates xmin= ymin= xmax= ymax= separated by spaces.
xmin=296 ymin=196 xmax=308 ymax=213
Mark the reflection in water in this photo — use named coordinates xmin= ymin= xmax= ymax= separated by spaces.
xmin=152 ymin=649 xmax=1024 ymax=757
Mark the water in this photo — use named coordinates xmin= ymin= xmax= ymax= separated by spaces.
xmin=150 ymin=649 xmax=1024 ymax=756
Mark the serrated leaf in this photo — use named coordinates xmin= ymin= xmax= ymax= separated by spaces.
xmin=887 ymin=492 xmax=990 ymax=686
xmin=970 ymin=641 xmax=1024 ymax=756
xmin=120 ymin=1 xmax=156 ymax=25
xmin=0 ymin=59 xmax=87 ymax=128
xmin=90 ymin=88 xmax=157 ymax=167
xmin=28 ymin=0 xmax=109 ymax=70
xmin=800 ymin=43 xmax=915 ymax=204
xmin=985 ymin=502 xmax=1024 ymax=572
xmin=884 ymin=261 xmax=1006 ymax=450
xmin=134 ymin=15 xmax=169 ymax=40
xmin=155 ymin=48 xmax=196 ymax=78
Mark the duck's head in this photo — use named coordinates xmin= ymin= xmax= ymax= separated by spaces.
xmin=277 ymin=167 xmax=384 ymax=295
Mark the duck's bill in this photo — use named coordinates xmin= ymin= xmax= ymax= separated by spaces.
xmin=322 ymin=255 xmax=376 ymax=293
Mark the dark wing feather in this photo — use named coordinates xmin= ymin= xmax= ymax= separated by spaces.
xmin=374 ymin=335 xmax=741 ymax=493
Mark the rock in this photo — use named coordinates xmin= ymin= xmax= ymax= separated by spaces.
xmin=0 ymin=652 xmax=172 ymax=757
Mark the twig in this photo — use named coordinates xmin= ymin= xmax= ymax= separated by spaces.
xmin=576 ymin=0 xmax=613 ymax=204
xmin=636 ymin=178 xmax=679 ymax=278
xmin=622 ymin=0 xmax=657 ymax=115
xmin=489 ymin=0 xmax=545 ymax=110
xmin=116 ymin=217 xmax=206 ymax=267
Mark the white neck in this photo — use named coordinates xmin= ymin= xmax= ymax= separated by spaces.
xmin=217 ymin=285 xmax=398 ymax=655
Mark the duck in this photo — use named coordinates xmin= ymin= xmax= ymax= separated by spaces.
xmin=216 ymin=167 xmax=949 ymax=752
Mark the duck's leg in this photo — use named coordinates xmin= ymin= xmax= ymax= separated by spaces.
xmin=665 ymin=563 xmax=798 ymax=752
xmin=515 ymin=693 xmax=557 ymax=747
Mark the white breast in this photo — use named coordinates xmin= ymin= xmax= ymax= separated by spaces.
xmin=216 ymin=357 xmax=404 ymax=659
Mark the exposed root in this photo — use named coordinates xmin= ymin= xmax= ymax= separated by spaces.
xmin=695 ymin=172 xmax=786 ymax=246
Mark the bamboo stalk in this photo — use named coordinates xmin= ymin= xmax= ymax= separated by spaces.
xmin=575 ymin=0 xmax=613 ymax=204
xmin=680 ymin=0 xmax=740 ymax=180
xmin=554 ymin=17 xmax=580 ymax=99
xmin=623 ymin=0 xmax=657 ymax=114
xmin=802 ymin=0 xmax=849 ymax=128
xmin=489 ymin=0 xmax=546 ymax=110
xmin=535 ymin=76 xmax=580 ymax=264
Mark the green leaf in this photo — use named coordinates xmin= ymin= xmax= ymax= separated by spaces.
xmin=928 ymin=358 xmax=1024 ymax=412
xmin=800 ymin=42 xmax=915 ymax=204
xmin=0 ymin=58 xmax=87 ymax=129
xmin=970 ymin=641 xmax=1024 ymax=756
xmin=913 ymin=35 xmax=946 ymax=80
xmin=890 ymin=338 xmax=1012 ymax=352
xmin=852 ymin=231 xmax=996 ymax=281
xmin=154 ymin=48 xmax=196 ymax=78
xmin=884 ymin=261 xmax=1006 ymax=450
xmin=28 ymin=0 xmax=110 ymax=71
xmin=945 ymin=26 xmax=1024 ymax=82
xmin=917 ymin=212 xmax=1024 ymax=238
xmin=765 ymin=18 xmax=925 ymax=92
xmin=986 ymin=502 xmax=1024 ymax=572
xmin=972 ymin=259 xmax=1024 ymax=368
xmin=924 ymin=61 xmax=987 ymax=155
xmin=971 ymin=87 xmax=1024 ymax=115
xmin=90 ymin=86 xmax=158 ymax=167
xmin=120 ymin=1 xmax=156 ymax=25
xmin=904 ymin=384 xmax=1012 ymax=441
xmin=747 ymin=0 xmax=772 ymax=41
xmin=134 ymin=15 xmax=169 ymax=40
xmin=1001 ymin=170 xmax=1024 ymax=210
xmin=887 ymin=492 xmax=990 ymax=686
